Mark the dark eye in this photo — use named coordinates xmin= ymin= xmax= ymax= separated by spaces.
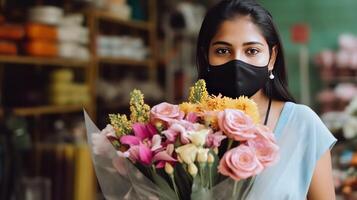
xmin=246 ymin=48 xmax=260 ymax=56
xmin=215 ymin=48 xmax=231 ymax=55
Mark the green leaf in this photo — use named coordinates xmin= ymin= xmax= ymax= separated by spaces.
xmin=209 ymin=149 xmax=220 ymax=186
xmin=174 ymin=164 xmax=192 ymax=200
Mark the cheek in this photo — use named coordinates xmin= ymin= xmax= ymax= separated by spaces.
xmin=244 ymin=51 xmax=270 ymax=67
xmin=208 ymin=48 xmax=214 ymax=64
xmin=208 ymin=48 xmax=232 ymax=66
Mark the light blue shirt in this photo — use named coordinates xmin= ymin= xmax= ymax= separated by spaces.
xmin=246 ymin=102 xmax=337 ymax=200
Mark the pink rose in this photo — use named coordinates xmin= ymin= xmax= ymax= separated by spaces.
xmin=217 ymin=109 xmax=256 ymax=141
xmin=247 ymin=125 xmax=280 ymax=167
xmin=150 ymin=102 xmax=184 ymax=125
xmin=218 ymin=145 xmax=263 ymax=181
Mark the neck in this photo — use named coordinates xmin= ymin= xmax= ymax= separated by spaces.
xmin=250 ymin=90 xmax=271 ymax=124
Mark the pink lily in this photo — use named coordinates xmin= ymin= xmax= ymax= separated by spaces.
xmin=120 ymin=123 xmax=157 ymax=146
xmin=153 ymin=144 xmax=177 ymax=168
xmin=124 ymin=136 xmax=176 ymax=166
xmin=120 ymin=123 xmax=161 ymax=165
xmin=119 ymin=122 xmax=176 ymax=166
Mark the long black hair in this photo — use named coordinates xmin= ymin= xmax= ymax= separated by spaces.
xmin=196 ymin=0 xmax=295 ymax=102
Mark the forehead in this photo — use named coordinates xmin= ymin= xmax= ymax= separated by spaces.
xmin=211 ymin=15 xmax=267 ymax=46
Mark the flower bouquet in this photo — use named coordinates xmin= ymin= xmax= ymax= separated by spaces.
xmin=84 ymin=80 xmax=280 ymax=200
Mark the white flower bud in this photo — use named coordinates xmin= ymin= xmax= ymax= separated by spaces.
xmin=213 ymin=147 xmax=219 ymax=155
xmin=188 ymin=163 xmax=198 ymax=177
xmin=165 ymin=163 xmax=174 ymax=175
xmin=208 ymin=153 xmax=215 ymax=164
xmin=197 ymin=148 xmax=209 ymax=163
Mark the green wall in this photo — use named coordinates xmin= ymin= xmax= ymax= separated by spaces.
xmin=259 ymin=0 xmax=357 ymax=106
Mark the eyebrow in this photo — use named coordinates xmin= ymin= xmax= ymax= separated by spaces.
xmin=212 ymin=41 xmax=264 ymax=46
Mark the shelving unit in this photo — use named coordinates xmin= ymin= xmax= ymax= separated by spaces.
xmin=0 ymin=57 xmax=96 ymax=200
xmin=0 ymin=55 xmax=91 ymax=68
xmin=0 ymin=4 xmax=91 ymax=200
xmin=315 ymin=47 xmax=357 ymax=198
xmin=86 ymin=1 xmax=157 ymax=65
xmin=0 ymin=61 xmax=96 ymax=116
xmin=0 ymin=1 xmax=158 ymax=199
xmin=1 ymin=104 xmax=89 ymax=117
xmin=86 ymin=0 xmax=158 ymax=119
xmin=98 ymin=57 xmax=154 ymax=67
xmin=90 ymin=10 xmax=152 ymax=31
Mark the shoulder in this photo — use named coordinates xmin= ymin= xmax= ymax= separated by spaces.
xmin=279 ymin=102 xmax=331 ymax=137
xmin=287 ymin=102 xmax=337 ymax=159
xmin=287 ymin=102 xmax=322 ymax=125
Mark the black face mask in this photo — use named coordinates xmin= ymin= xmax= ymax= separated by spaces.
xmin=204 ymin=60 xmax=269 ymax=98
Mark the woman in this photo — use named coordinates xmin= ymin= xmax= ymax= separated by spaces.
xmin=197 ymin=0 xmax=337 ymax=199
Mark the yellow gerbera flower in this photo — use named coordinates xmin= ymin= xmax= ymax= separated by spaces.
xmin=233 ymin=96 xmax=260 ymax=124
xmin=200 ymin=95 xmax=226 ymax=111
xmin=179 ymin=102 xmax=200 ymax=114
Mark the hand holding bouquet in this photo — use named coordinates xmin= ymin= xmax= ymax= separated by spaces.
xmin=85 ymin=80 xmax=280 ymax=200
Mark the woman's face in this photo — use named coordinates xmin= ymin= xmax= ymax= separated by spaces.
xmin=208 ymin=15 xmax=277 ymax=70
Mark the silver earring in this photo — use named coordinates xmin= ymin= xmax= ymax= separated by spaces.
xmin=269 ymin=71 xmax=275 ymax=80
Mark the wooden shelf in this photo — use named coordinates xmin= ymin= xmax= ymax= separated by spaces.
xmin=0 ymin=55 xmax=91 ymax=67
xmin=1 ymin=104 xmax=88 ymax=117
xmin=98 ymin=57 xmax=153 ymax=67
xmin=90 ymin=10 xmax=151 ymax=31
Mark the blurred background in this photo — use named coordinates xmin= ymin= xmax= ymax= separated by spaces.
xmin=0 ymin=0 xmax=356 ymax=199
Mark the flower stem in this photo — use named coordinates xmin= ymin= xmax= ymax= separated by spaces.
xmin=227 ymin=139 xmax=234 ymax=150
xmin=199 ymin=165 xmax=205 ymax=187
xmin=241 ymin=176 xmax=255 ymax=199
xmin=208 ymin=164 xmax=213 ymax=189
xmin=152 ymin=165 xmax=157 ymax=173
xmin=170 ymin=175 xmax=180 ymax=200
xmin=232 ymin=180 xmax=239 ymax=198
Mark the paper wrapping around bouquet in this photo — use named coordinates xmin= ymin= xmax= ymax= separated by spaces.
xmin=84 ymin=110 xmax=255 ymax=200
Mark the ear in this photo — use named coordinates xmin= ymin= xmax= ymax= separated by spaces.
xmin=268 ymin=46 xmax=278 ymax=71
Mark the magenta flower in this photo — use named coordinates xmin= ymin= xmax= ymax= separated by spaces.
xmin=120 ymin=123 xmax=157 ymax=145
xmin=120 ymin=123 xmax=160 ymax=165
xmin=153 ymin=144 xmax=176 ymax=168
xmin=120 ymin=123 xmax=176 ymax=166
